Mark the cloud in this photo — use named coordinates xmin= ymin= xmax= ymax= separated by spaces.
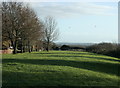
xmin=23 ymin=0 xmax=119 ymax=2
xmin=1 ymin=0 xmax=119 ymax=2
xmin=30 ymin=2 xmax=117 ymax=18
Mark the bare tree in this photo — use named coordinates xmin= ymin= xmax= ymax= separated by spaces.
xmin=0 ymin=3 xmax=2 ymax=50
xmin=19 ymin=6 xmax=43 ymax=53
xmin=2 ymin=2 xmax=43 ymax=54
xmin=2 ymin=2 xmax=24 ymax=54
xmin=43 ymin=16 xmax=59 ymax=51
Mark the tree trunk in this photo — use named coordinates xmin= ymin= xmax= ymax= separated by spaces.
xmin=46 ymin=47 xmax=49 ymax=51
xmin=36 ymin=45 xmax=37 ymax=51
xmin=13 ymin=40 xmax=17 ymax=54
xmin=23 ymin=46 xmax=25 ymax=52
xmin=31 ymin=46 xmax=33 ymax=52
xmin=28 ymin=40 xmax=31 ymax=53
xmin=21 ymin=40 xmax=23 ymax=53
xmin=46 ymin=41 xmax=49 ymax=52
xmin=21 ymin=45 xmax=23 ymax=53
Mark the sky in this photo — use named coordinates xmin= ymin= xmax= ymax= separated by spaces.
xmin=29 ymin=1 xmax=118 ymax=43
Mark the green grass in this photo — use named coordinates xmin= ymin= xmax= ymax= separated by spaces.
xmin=2 ymin=51 xmax=120 ymax=87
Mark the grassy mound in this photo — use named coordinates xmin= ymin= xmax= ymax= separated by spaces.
xmin=2 ymin=51 xmax=120 ymax=87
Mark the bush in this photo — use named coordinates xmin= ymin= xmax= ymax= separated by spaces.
xmin=60 ymin=45 xmax=71 ymax=50
xmin=86 ymin=43 xmax=120 ymax=58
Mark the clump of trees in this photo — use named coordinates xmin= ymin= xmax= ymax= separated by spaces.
xmin=2 ymin=2 xmax=59 ymax=54
xmin=60 ymin=45 xmax=70 ymax=50
xmin=60 ymin=45 xmax=86 ymax=51
xmin=86 ymin=43 xmax=120 ymax=58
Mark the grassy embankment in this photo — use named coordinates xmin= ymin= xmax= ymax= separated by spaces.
xmin=2 ymin=51 xmax=120 ymax=87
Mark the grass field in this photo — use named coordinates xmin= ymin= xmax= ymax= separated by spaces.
xmin=2 ymin=51 xmax=120 ymax=87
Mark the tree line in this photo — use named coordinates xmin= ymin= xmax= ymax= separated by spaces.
xmin=2 ymin=2 xmax=59 ymax=54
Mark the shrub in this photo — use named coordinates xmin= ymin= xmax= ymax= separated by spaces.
xmin=86 ymin=43 xmax=120 ymax=58
xmin=60 ymin=45 xmax=71 ymax=50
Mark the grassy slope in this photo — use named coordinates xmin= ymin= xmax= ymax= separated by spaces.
xmin=2 ymin=51 xmax=120 ymax=86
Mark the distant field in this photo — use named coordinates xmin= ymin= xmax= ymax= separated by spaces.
xmin=2 ymin=51 xmax=120 ymax=87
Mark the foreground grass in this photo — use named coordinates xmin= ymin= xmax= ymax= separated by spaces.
xmin=2 ymin=51 xmax=120 ymax=87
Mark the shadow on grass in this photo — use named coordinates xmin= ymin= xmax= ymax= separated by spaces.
xmin=3 ymin=59 xmax=120 ymax=76
xmin=2 ymin=70 xmax=119 ymax=87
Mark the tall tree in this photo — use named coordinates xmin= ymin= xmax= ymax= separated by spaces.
xmin=19 ymin=6 xmax=43 ymax=53
xmin=2 ymin=2 xmax=43 ymax=54
xmin=2 ymin=2 xmax=24 ymax=54
xmin=0 ymin=3 xmax=2 ymax=50
xmin=43 ymin=16 xmax=59 ymax=51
